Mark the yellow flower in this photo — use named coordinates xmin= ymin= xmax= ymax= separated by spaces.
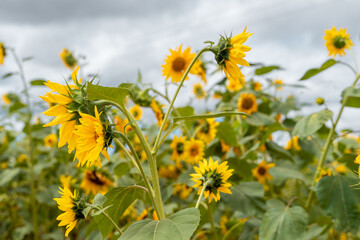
xmin=0 ymin=42 xmax=5 ymax=65
xmin=59 ymin=175 xmax=75 ymax=190
xmin=324 ymin=27 xmax=353 ymax=57
xmin=315 ymin=167 xmax=332 ymax=182
xmin=53 ymin=187 xmax=84 ymax=237
xmin=284 ymin=136 xmax=301 ymax=151
xmin=129 ymin=105 xmax=143 ymax=120
xmin=196 ymin=119 xmax=220 ymax=144
xmin=190 ymin=59 xmax=207 ymax=84
xmin=334 ymin=164 xmax=347 ymax=174
xmin=44 ymin=133 xmax=58 ymax=147
xmin=226 ymin=80 xmax=242 ymax=92
xmin=173 ymin=183 xmax=193 ymax=200
xmin=214 ymin=28 xmax=252 ymax=87
xmin=273 ymin=79 xmax=283 ymax=90
xmin=59 ymin=48 xmax=78 ymax=69
xmin=213 ymin=92 xmax=222 ymax=99
xmin=150 ymin=99 xmax=167 ymax=127
xmin=190 ymin=157 xmax=234 ymax=203
xmin=221 ymin=140 xmax=230 ymax=153
xmin=159 ymin=164 xmax=180 ymax=180
xmin=0 ymin=162 xmax=7 ymax=169
xmin=80 ymin=170 xmax=113 ymax=195
xmin=237 ymin=93 xmax=258 ymax=115
xmin=170 ymin=135 xmax=187 ymax=164
xmin=316 ymin=97 xmax=325 ymax=105
xmin=114 ymin=115 xmax=132 ymax=133
xmin=162 ymin=45 xmax=196 ymax=83
xmin=354 ymin=155 xmax=360 ymax=178
xmin=73 ymin=106 xmax=110 ymax=167
xmin=193 ymin=83 xmax=206 ymax=99
xmin=254 ymin=82 xmax=262 ymax=91
xmin=252 ymin=160 xmax=275 ymax=184
xmin=2 ymin=94 xmax=10 ymax=105
xmin=17 ymin=154 xmax=28 ymax=163
xmin=184 ymin=138 xmax=205 ymax=165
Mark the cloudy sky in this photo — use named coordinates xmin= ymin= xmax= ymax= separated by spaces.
xmin=1 ymin=0 xmax=359 ymax=135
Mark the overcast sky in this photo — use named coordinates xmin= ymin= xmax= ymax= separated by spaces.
xmin=0 ymin=0 xmax=359 ymax=137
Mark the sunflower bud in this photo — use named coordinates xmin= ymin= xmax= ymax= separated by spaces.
xmin=316 ymin=97 xmax=324 ymax=105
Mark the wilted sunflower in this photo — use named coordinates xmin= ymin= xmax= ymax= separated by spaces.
xmin=2 ymin=94 xmax=11 ymax=105
xmin=191 ymin=157 xmax=234 ymax=203
xmin=324 ymin=27 xmax=353 ymax=57
xmin=190 ymin=59 xmax=207 ymax=83
xmin=196 ymin=119 xmax=220 ymax=144
xmin=193 ymin=83 xmax=206 ymax=99
xmin=80 ymin=170 xmax=113 ymax=195
xmin=53 ymin=187 xmax=85 ymax=237
xmin=73 ymin=106 xmax=111 ymax=167
xmin=213 ymin=28 xmax=252 ymax=87
xmin=129 ymin=105 xmax=143 ymax=120
xmin=0 ymin=42 xmax=5 ymax=65
xmin=284 ymin=136 xmax=301 ymax=151
xmin=184 ymin=138 xmax=205 ymax=165
xmin=252 ymin=160 xmax=275 ymax=184
xmin=59 ymin=48 xmax=78 ymax=69
xmin=237 ymin=93 xmax=258 ymax=115
xmin=170 ymin=135 xmax=187 ymax=164
xmin=44 ymin=133 xmax=58 ymax=147
xmin=162 ymin=45 xmax=196 ymax=83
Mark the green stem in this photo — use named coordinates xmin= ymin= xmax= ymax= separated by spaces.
xmin=195 ymin=179 xmax=211 ymax=209
xmin=207 ymin=203 xmax=218 ymax=240
xmin=306 ymin=74 xmax=360 ymax=208
xmin=152 ymin=47 xmax=210 ymax=153
xmin=97 ymin=207 xmax=123 ymax=235
xmin=10 ymin=48 xmax=38 ymax=240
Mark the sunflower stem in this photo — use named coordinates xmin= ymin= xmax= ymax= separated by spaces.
xmin=93 ymin=205 xmax=123 ymax=235
xmin=306 ymin=74 xmax=360 ymax=209
xmin=153 ymin=47 xmax=211 ymax=153
xmin=207 ymin=202 xmax=218 ymax=240
xmin=195 ymin=179 xmax=212 ymax=209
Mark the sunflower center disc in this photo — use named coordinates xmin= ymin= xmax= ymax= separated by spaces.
xmin=172 ymin=57 xmax=186 ymax=72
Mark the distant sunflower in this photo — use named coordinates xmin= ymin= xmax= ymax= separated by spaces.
xmin=44 ymin=133 xmax=58 ymax=147
xmin=190 ymin=59 xmax=207 ymax=83
xmin=237 ymin=93 xmax=258 ymax=115
xmin=284 ymin=136 xmax=301 ymax=151
xmin=150 ymin=99 xmax=166 ymax=127
xmin=162 ymin=45 xmax=196 ymax=83
xmin=226 ymin=80 xmax=242 ymax=92
xmin=254 ymin=82 xmax=262 ymax=91
xmin=193 ymin=83 xmax=206 ymax=99
xmin=196 ymin=119 xmax=220 ymax=144
xmin=252 ymin=160 xmax=275 ymax=184
xmin=184 ymin=138 xmax=205 ymax=165
xmin=2 ymin=94 xmax=11 ymax=105
xmin=324 ymin=27 xmax=353 ymax=57
xmin=114 ymin=115 xmax=132 ymax=133
xmin=170 ymin=135 xmax=187 ymax=164
xmin=315 ymin=167 xmax=332 ymax=182
xmin=173 ymin=183 xmax=193 ymax=200
xmin=53 ymin=187 xmax=85 ymax=237
xmin=59 ymin=48 xmax=78 ymax=69
xmin=73 ymin=106 xmax=111 ymax=167
xmin=17 ymin=154 xmax=28 ymax=163
xmin=80 ymin=170 xmax=113 ymax=195
xmin=59 ymin=175 xmax=75 ymax=190
xmin=158 ymin=164 xmax=181 ymax=180
xmin=190 ymin=157 xmax=234 ymax=203
xmin=354 ymin=155 xmax=360 ymax=178
xmin=273 ymin=79 xmax=283 ymax=90
xmin=0 ymin=42 xmax=5 ymax=65
xmin=129 ymin=105 xmax=143 ymax=120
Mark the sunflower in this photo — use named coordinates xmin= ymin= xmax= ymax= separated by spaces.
xmin=17 ymin=154 xmax=28 ymax=163
xmin=80 ymin=170 xmax=113 ymax=195
xmin=170 ymin=135 xmax=187 ymax=164
xmin=162 ymin=45 xmax=196 ymax=83
xmin=59 ymin=175 xmax=75 ymax=190
xmin=196 ymin=119 xmax=220 ymax=144
xmin=59 ymin=48 xmax=78 ymax=69
xmin=324 ymin=27 xmax=353 ymax=57
xmin=190 ymin=59 xmax=207 ymax=83
xmin=193 ymin=83 xmax=206 ymax=99
xmin=213 ymin=28 xmax=252 ymax=87
xmin=158 ymin=164 xmax=181 ymax=180
xmin=354 ymin=155 xmax=360 ymax=178
xmin=315 ymin=167 xmax=332 ymax=182
xmin=237 ymin=93 xmax=258 ymax=115
xmin=173 ymin=183 xmax=193 ymax=200
xmin=220 ymin=140 xmax=230 ymax=153
xmin=254 ymin=82 xmax=262 ymax=91
xmin=2 ymin=94 xmax=11 ymax=105
xmin=273 ymin=79 xmax=283 ymax=90
xmin=0 ymin=42 xmax=5 ymax=65
xmin=44 ymin=133 xmax=58 ymax=147
xmin=73 ymin=106 xmax=111 ymax=167
xmin=129 ymin=105 xmax=143 ymax=120
xmin=226 ymin=80 xmax=242 ymax=92
xmin=183 ymin=138 xmax=205 ymax=165
xmin=252 ymin=160 xmax=275 ymax=184
xmin=53 ymin=187 xmax=85 ymax=237
xmin=150 ymin=99 xmax=167 ymax=127
xmin=114 ymin=115 xmax=132 ymax=133
xmin=213 ymin=92 xmax=222 ymax=99
xmin=284 ymin=136 xmax=301 ymax=151
xmin=190 ymin=157 xmax=234 ymax=203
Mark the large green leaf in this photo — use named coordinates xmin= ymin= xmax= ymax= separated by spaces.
xmin=223 ymin=182 xmax=266 ymax=216
xmin=94 ymin=187 xmax=142 ymax=238
xmin=292 ymin=109 xmax=333 ymax=139
xmin=255 ymin=66 xmax=281 ymax=75
xmin=87 ymin=82 xmax=133 ymax=107
xmin=174 ymin=106 xmax=194 ymax=130
xmin=316 ymin=175 xmax=360 ymax=231
xmin=119 ymin=208 xmax=200 ymax=240
xmin=173 ymin=112 xmax=249 ymax=123
xmin=300 ymin=59 xmax=337 ymax=80
xmin=0 ymin=168 xmax=21 ymax=186
xmin=245 ymin=112 xmax=275 ymax=126
xmin=216 ymin=122 xmax=238 ymax=146
xmin=342 ymin=86 xmax=360 ymax=108
xmin=259 ymin=205 xmax=308 ymax=240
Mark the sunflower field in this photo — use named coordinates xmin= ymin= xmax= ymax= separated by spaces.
xmin=1 ymin=26 xmax=360 ymax=240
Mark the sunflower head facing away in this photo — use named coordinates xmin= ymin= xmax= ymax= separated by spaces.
xmin=324 ymin=27 xmax=353 ymax=57
xmin=162 ymin=45 xmax=196 ymax=83
xmin=60 ymin=48 xmax=78 ymax=69
xmin=53 ymin=187 xmax=85 ymax=237
xmin=184 ymin=138 xmax=205 ymax=165
xmin=129 ymin=105 xmax=143 ymax=120
xmin=150 ymin=99 xmax=166 ymax=127
xmin=237 ymin=93 xmax=258 ymax=115
xmin=191 ymin=157 xmax=234 ymax=203
xmin=80 ymin=169 xmax=113 ymax=195
xmin=196 ymin=119 xmax=220 ymax=145
xmin=0 ymin=42 xmax=6 ymax=65
xmin=193 ymin=83 xmax=206 ymax=99
xmin=170 ymin=135 xmax=187 ymax=164
xmin=252 ymin=160 xmax=275 ymax=185
xmin=2 ymin=94 xmax=11 ymax=105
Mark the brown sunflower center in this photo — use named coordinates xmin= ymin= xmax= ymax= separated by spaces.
xmin=172 ymin=57 xmax=186 ymax=72
xmin=241 ymin=97 xmax=253 ymax=110
xmin=176 ymin=142 xmax=185 ymax=155
xmin=190 ymin=146 xmax=199 ymax=156
xmin=333 ymin=35 xmax=346 ymax=49
xmin=257 ymin=167 xmax=266 ymax=176
xmin=87 ymin=171 xmax=106 ymax=186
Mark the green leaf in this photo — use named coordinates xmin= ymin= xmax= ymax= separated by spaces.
xmin=292 ymin=109 xmax=333 ymax=139
xmin=316 ymin=175 xmax=360 ymax=231
xmin=245 ymin=112 xmax=275 ymax=126
xmin=94 ymin=186 xmax=142 ymax=238
xmin=173 ymin=112 xmax=250 ymax=123
xmin=300 ymin=59 xmax=337 ymax=80
xmin=255 ymin=66 xmax=281 ymax=75
xmin=0 ymin=168 xmax=21 ymax=186
xmin=87 ymin=82 xmax=133 ymax=107
xmin=119 ymin=208 xmax=200 ymax=240
xmin=93 ymin=193 xmax=107 ymax=207
xmin=259 ymin=205 xmax=308 ymax=240
xmin=30 ymin=79 xmax=46 ymax=86
xmin=216 ymin=122 xmax=238 ymax=146
xmin=223 ymin=182 xmax=266 ymax=216
xmin=174 ymin=106 xmax=194 ymax=129
xmin=2 ymin=72 xmax=17 ymax=79
xmin=265 ymin=141 xmax=293 ymax=161
xmin=342 ymin=86 xmax=360 ymax=108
